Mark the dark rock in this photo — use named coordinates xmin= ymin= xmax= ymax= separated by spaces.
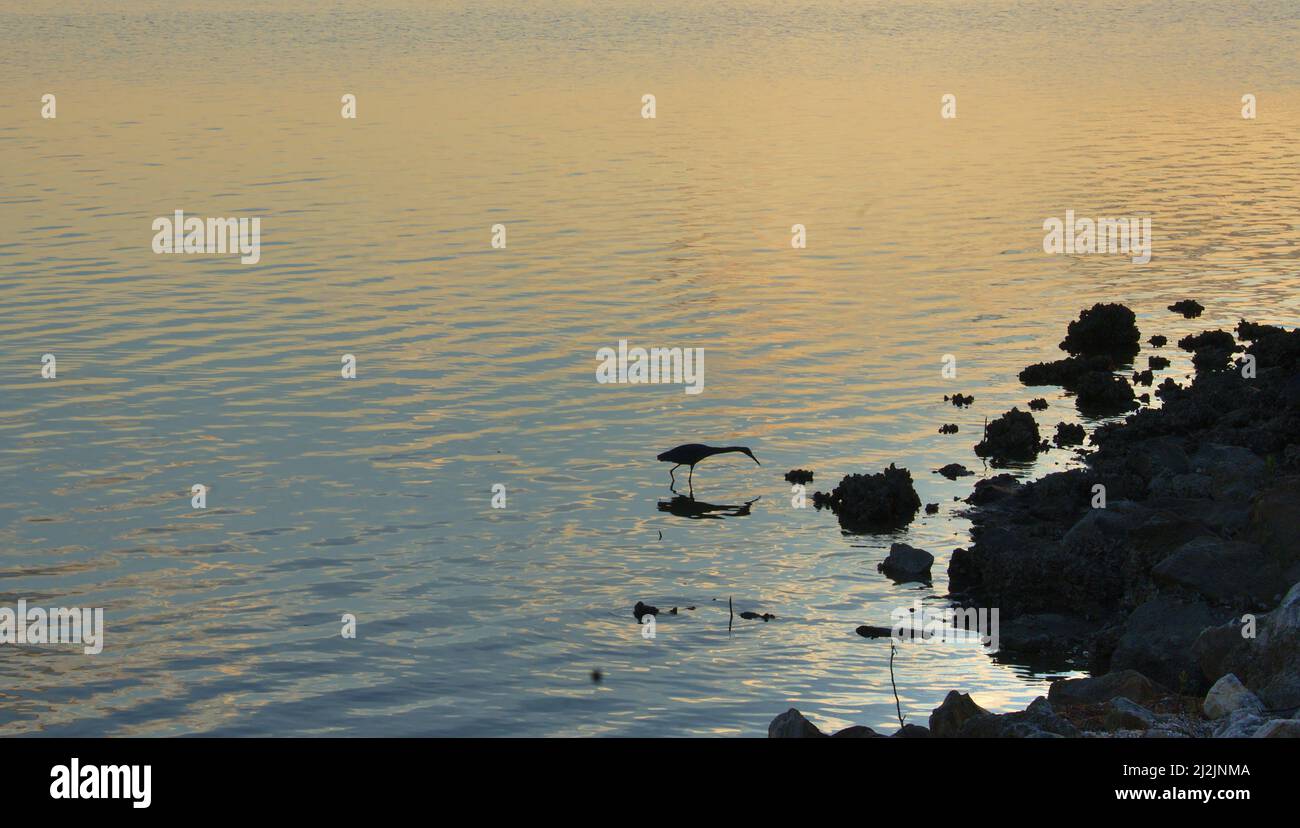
xmin=998 ymin=613 xmax=1094 ymax=659
xmin=1179 ymin=329 xmax=1236 ymax=353
xmin=633 ymin=601 xmax=658 ymax=622
xmin=1250 ymin=477 xmax=1300 ymax=576
xmin=878 ymin=542 xmax=934 ymax=581
xmin=1028 ymin=397 xmax=1049 ymax=411
xmin=1236 ymin=319 xmax=1285 ymax=342
xmin=1149 ymin=355 xmax=1171 ymax=370
xmin=1060 ymin=303 xmax=1141 ymax=359
xmin=831 ymin=725 xmax=884 ymax=738
xmin=1074 ymin=371 xmax=1138 ymax=415
xmin=925 ymin=502 xmax=939 ymax=514
xmin=965 ymin=473 xmax=1021 ymax=505
xmin=1048 ymin=669 xmax=1165 ymax=706
xmin=1054 ymin=422 xmax=1085 ymax=447
xmin=947 ymin=547 xmax=978 ymax=590
xmin=1132 ymin=369 xmax=1153 ymax=386
xmin=1223 ymin=581 xmax=1300 ymax=709
xmin=855 ymin=625 xmax=894 ymax=639
xmin=974 ymin=407 xmax=1043 ymax=463
xmin=1149 ymin=335 xmax=1168 ymax=347
xmin=1193 ymin=618 xmax=1251 ymax=683
xmin=946 ymin=393 xmax=974 ymax=407
xmin=938 ymin=423 xmax=959 ymax=434
xmin=784 ymin=469 xmax=813 ymax=485
xmin=1168 ymin=299 xmax=1204 ymax=318
xmin=1108 ymin=596 xmax=1231 ymax=693
xmin=958 ymin=697 xmax=1080 ymax=738
xmin=1192 ymin=346 xmax=1234 ymax=373
xmin=929 ymin=691 xmax=988 ymax=737
xmin=1020 ymin=354 xmax=1116 ymax=388
xmin=1105 ymin=697 xmax=1156 ymax=730
xmin=935 ymin=463 xmax=973 ymax=480
xmin=1152 ymin=537 xmax=1286 ymax=609
xmin=768 ymin=708 xmax=825 ymax=738
xmin=738 ymin=611 xmax=776 ymax=621
xmin=891 ymin=724 xmax=931 ymax=738
xmin=813 ymin=465 xmax=922 ymax=531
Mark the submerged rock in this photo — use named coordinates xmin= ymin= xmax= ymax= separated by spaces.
xmin=946 ymin=393 xmax=974 ymax=407
xmin=784 ymin=469 xmax=814 ymax=485
xmin=1054 ymin=421 xmax=1085 ymax=447
xmin=1168 ymin=299 xmax=1205 ymax=318
xmin=934 ymin=462 xmax=973 ymax=480
xmin=974 ymin=407 xmax=1044 ymax=463
xmin=878 ymin=542 xmax=934 ymax=581
xmin=1149 ymin=334 xmax=1168 ymax=347
xmin=813 ymin=464 xmax=922 ymax=531
xmin=938 ymin=423 xmax=959 ymax=434
xmin=633 ymin=601 xmax=659 ymax=622
xmin=1028 ymin=397 xmax=1049 ymax=411
xmin=1149 ymin=355 xmax=1170 ymax=370
xmin=738 ymin=611 xmax=776 ymax=622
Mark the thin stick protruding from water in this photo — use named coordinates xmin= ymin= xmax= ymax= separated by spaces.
xmin=890 ymin=643 xmax=905 ymax=729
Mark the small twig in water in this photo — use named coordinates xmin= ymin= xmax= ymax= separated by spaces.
xmin=890 ymin=643 xmax=905 ymax=728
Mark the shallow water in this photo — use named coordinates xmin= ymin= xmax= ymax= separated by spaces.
xmin=1 ymin=1 xmax=1298 ymax=735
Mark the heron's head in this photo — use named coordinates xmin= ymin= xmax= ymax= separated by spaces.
xmin=740 ymin=447 xmax=760 ymax=465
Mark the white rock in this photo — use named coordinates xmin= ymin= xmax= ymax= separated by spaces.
xmin=1203 ymin=673 xmax=1264 ymax=720
xmin=1213 ymin=707 xmax=1264 ymax=738
xmin=1252 ymin=719 xmax=1300 ymax=738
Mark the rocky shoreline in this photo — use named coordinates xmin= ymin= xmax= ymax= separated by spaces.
xmin=775 ymin=303 xmax=1300 ymax=738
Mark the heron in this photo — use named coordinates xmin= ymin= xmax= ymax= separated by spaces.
xmin=657 ymin=443 xmax=759 ymax=496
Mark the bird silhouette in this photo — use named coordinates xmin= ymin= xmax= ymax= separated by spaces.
xmin=657 ymin=443 xmax=759 ymax=496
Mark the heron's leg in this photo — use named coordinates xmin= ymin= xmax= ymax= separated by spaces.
xmin=669 ymin=464 xmax=680 ymax=490
xmin=688 ymin=465 xmax=695 ymax=499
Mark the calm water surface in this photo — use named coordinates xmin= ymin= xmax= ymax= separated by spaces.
xmin=2 ymin=1 xmax=1299 ymax=735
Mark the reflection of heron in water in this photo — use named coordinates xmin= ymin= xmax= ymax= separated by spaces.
xmin=657 ymin=443 xmax=759 ymax=497
xmin=657 ymin=495 xmax=759 ymax=520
